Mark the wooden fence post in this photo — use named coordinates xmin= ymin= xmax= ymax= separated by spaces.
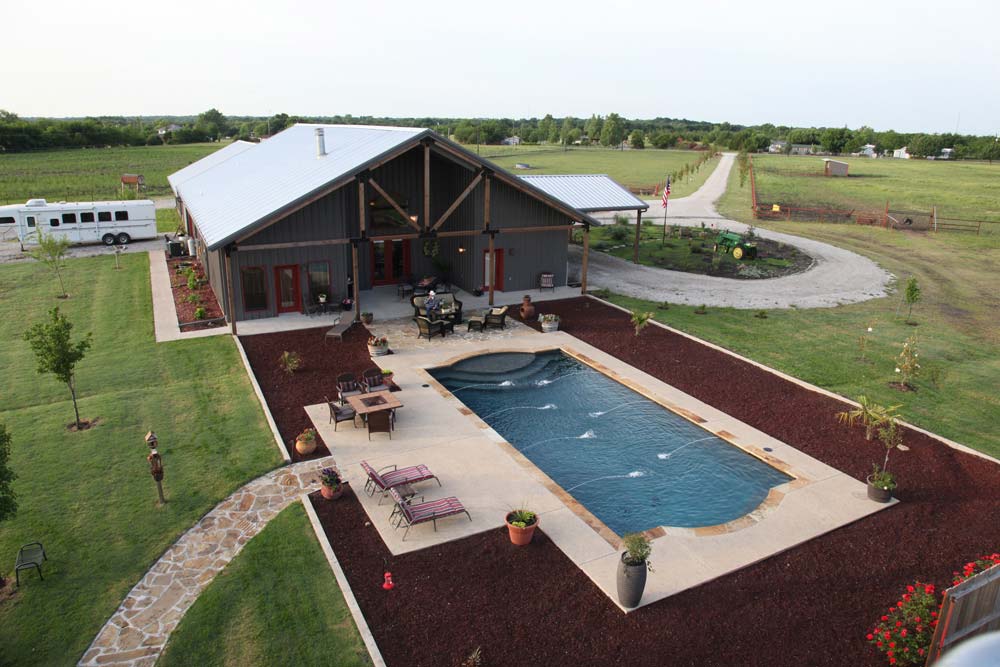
xmin=883 ymin=201 xmax=889 ymax=228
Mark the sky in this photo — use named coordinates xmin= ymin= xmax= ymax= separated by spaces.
xmin=2 ymin=0 xmax=998 ymax=135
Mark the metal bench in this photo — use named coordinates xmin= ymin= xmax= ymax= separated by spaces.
xmin=15 ymin=542 xmax=46 ymax=586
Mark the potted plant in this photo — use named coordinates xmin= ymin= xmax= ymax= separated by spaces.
xmin=381 ymin=368 xmax=394 ymax=385
xmin=617 ymin=532 xmax=653 ymax=608
xmin=295 ymin=428 xmax=317 ymax=456
xmin=472 ymin=286 xmax=484 ymax=297
xmin=505 ymin=508 xmax=538 ymax=546
xmin=367 ymin=335 xmax=389 ymax=357
xmin=361 ymin=311 xmax=374 ymax=325
xmin=867 ymin=463 xmax=896 ymax=503
xmin=317 ymin=293 xmax=327 ymax=304
xmin=540 ymin=313 xmax=560 ymax=333
xmin=319 ymin=467 xmax=345 ymax=500
xmin=341 ymin=297 xmax=354 ymax=312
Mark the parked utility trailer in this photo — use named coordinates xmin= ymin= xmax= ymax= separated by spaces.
xmin=0 ymin=199 xmax=157 ymax=250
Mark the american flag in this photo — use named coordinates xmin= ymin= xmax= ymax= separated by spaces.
xmin=661 ymin=176 xmax=671 ymax=208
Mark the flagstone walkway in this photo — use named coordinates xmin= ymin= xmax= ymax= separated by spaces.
xmin=79 ymin=457 xmax=331 ymax=667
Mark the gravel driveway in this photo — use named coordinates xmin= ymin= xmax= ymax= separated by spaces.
xmin=572 ymin=153 xmax=893 ymax=309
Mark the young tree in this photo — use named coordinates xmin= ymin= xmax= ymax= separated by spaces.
xmin=29 ymin=231 xmax=71 ymax=297
xmin=23 ymin=307 xmax=93 ymax=430
xmin=0 ymin=423 xmax=16 ymax=524
xmin=904 ymin=277 xmax=922 ymax=323
xmin=629 ymin=130 xmax=645 ymax=149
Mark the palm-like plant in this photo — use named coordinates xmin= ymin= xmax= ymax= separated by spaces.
xmin=630 ymin=310 xmax=655 ymax=336
xmin=836 ymin=395 xmax=900 ymax=441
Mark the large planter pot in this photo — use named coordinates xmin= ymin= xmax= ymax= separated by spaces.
xmin=368 ymin=344 xmax=388 ymax=357
xmin=866 ymin=475 xmax=894 ymax=503
xmin=506 ymin=513 xmax=539 ymax=546
xmin=321 ymin=483 xmax=344 ymax=500
xmin=295 ymin=437 xmax=317 ymax=456
xmin=540 ymin=321 xmax=559 ymax=333
xmin=616 ymin=553 xmax=648 ymax=608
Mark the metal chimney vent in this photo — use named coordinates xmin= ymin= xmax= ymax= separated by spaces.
xmin=315 ymin=127 xmax=326 ymax=157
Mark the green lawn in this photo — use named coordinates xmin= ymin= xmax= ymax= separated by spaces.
xmin=159 ymin=502 xmax=370 ymax=667
xmin=0 ymin=143 xmax=223 ymax=204
xmin=157 ymin=208 xmax=181 ymax=233
xmin=607 ymin=161 xmax=1000 ymax=458
xmin=472 ymin=146 xmax=718 ymax=198
xmin=0 ymin=253 xmax=282 ymax=665
xmin=746 ymin=154 xmax=1000 ymax=225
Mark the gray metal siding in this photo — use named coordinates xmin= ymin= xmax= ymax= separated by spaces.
xmin=205 ymin=248 xmax=228 ymax=320
xmin=240 ymin=184 xmax=355 ymax=245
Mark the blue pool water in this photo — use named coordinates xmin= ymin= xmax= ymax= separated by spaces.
xmin=430 ymin=350 xmax=792 ymax=534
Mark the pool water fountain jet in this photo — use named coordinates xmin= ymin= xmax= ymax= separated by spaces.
xmin=565 ymin=470 xmax=646 ymax=492
xmin=452 ymin=380 xmax=514 ymax=393
xmin=588 ymin=401 xmax=648 ymax=418
xmin=520 ymin=429 xmax=596 ymax=452
xmin=481 ymin=403 xmax=557 ymax=420
xmin=657 ymin=436 xmax=717 ymax=460
xmin=535 ymin=371 xmax=589 ymax=387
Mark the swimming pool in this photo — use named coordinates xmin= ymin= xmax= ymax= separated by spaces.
xmin=430 ymin=350 xmax=792 ymax=535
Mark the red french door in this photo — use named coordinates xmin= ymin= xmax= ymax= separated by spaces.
xmin=371 ymin=239 xmax=411 ymax=286
xmin=274 ymin=265 xmax=301 ymax=313
xmin=483 ymin=248 xmax=504 ymax=292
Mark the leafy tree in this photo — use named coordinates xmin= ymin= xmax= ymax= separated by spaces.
xmin=820 ymin=127 xmax=851 ymax=154
xmin=29 ymin=231 xmax=71 ymax=298
xmin=196 ymin=108 xmax=228 ymax=139
xmin=904 ymin=277 xmax=922 ymax=323
xmin=650 ymin=132 xmax=676 ymax=149
xmin=0 ymin=423 xmax=16 ymax=525
xmin=584 ymin=114 xmax=603 ymax=143
xmin=600 ymin=113 xmax=625 ymax=147
xmin=981 ymin=138 xmax=1000 ymax=164
xmin=538 ymin=114 xmax=556 ymax=143
xmin=629 ymin=130 xmax=645 ymax=149
xmin=23 ymin=307 xmax=93 ymax=430
xmin=559 ymin=117 xmax=576 ymax=145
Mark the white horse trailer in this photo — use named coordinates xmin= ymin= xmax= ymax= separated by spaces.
xmin=0 ymin=199 xmax=157 ymax=249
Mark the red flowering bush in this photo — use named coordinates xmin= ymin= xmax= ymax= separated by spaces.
xmin=867 ymin=581 xmax=939 ymax=666
xmin=951 ymin=552 xmax=1000 ymax=586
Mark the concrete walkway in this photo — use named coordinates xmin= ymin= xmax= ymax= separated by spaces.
xmin=148 ymin=250 xmax=229 ymax=342
xmin=79 ymin=458 xmax=331 ymax=667
xmin=575 ymin=153 xmax=893 ymax=309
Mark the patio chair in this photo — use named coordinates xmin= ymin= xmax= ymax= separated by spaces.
xmin=367 ymin=410 xmax=392 ymax=440
xmin=361 ymin=367 xmax=388 ymax=393
xmin=539 ymin=272 xmax=555 ymax=292
xmin=325 ymin=396 xmax=359 ymax=430
xmin=360 ymin=460 xmax=440 ymax=504
xmin=388 ymin=487 xmax=471 ymax=541
xmin=15 ymin=542 xmax=46 ymax=587
xmin=336 ymin=373 xmax=363 ymax=405
xmin=415 ymin=316 xmax=446 ymax=340
xmin=484 ymin=306 xmax=509 ymax=329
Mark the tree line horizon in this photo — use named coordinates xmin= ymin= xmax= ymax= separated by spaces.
xmin=1 ymin=109 xmax=997 ymax=161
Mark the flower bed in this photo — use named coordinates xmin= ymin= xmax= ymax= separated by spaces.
xmin=303 ymin=297 xmax=1000 ymax=667
xmin=167 ymin=256 xmax=224 ymax=330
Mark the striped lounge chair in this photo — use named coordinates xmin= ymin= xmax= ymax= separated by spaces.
xmin=388 ymin=487 xmax=471 ymax=541
xmin=360 ymin=460 xmax=440 ymax=504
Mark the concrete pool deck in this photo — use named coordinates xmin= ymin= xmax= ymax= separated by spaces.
xmin=307 ymin=323 xmax=895 ymax=611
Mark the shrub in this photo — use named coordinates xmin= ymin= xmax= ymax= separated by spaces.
xmin=694 ymin=304 xmax=708 ymax=314
xmin=630 ymin=310 xmax=654 ymax=336
xmin=608 ymin=225 xmax=630 ymax=242
xmin=690 ymin=243 xmax=703 ymax=254
xmin=185 ymin=293 xmax=201 ymax=305
xmin=187 ymin=274 xmax=199 ymax=291
xmin=951 ymin=552 xmax=1000 ymax=586
xmin=903 ymin=277 xmax=921 ymax=323
xmin=507 ymin=508 xmax=536 ymax=528
xmin=657 ymin=302 xmax=670 ymax=310
xmin=278 ymin=350 xmax=301 ymax=375
xmin=867 ymin=581 xmax=939 ymax=665
xmin=621 ymin=533 xmax=653 ymax=570
xmin=193 ymin=306 xmax=206 ymax=320
xmin=754 ymin=310 xmax=768 ymax=319
xmin=895 ymin=337 xmax=920 ymax=388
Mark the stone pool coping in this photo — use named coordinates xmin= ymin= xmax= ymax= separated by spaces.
xmin=306 ymin=329 xmax=895 ymax=612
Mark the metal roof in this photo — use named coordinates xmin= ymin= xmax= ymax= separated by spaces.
xmin=517 ymin=174 xmax=649 ymax=212
xmin=167 ymin=140 xmax=256 ymax=195
xmin=172 ymin=125 xmax=429 ymax=250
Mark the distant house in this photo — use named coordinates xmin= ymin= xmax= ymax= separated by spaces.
xmin=858 ymin=144 xmax=877 ymax=158
xmin=892 ymin=147 xmax=911 ymax=159
xmin=768 ymin=140 xmax=788 ymax=153
xmin=823 ymin=159 xmax=849 ymax=177
xmin=940 ymin=147 xmax=955 ymax=160
xmin=157 ymin=123 xmax=182 ymax=136
xmin=501 ymin=136 xmax=522 ymax=146
xmin=790 ymin=144 xmax=815 ymax=155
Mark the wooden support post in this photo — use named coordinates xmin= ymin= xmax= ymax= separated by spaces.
xmin=487 ymin=232 xmax=495 ymax=306
xmin=483 ymin=174 xmax=491 ymax=230
xmin=581 ymin=225 xmax=590 ymax=294
xmin=423 ymin=143 xmax=431 ymax=231
xmin=358 ymin=179 xmax=367 ymax=236
xmin=224 ymin=247 xmax=237 ymax=335
xmin=632 ymin=209 xmax=642 ymax=263
xmin=351 ymin=242 xmax=361 ymax=322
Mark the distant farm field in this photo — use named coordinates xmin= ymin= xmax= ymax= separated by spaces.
xmin=748 ymin=154 xmax=1000 ymax=224
xmin=464 ymin=146 xmax=718 ymax=198
xmin=0 ymin=143 xmax=221 ymax=204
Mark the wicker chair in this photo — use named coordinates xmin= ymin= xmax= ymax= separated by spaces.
xmin=361 ymin=367 xmax=389 ymax=393
xmin=415 ymin=316 xmax=446 ymax=340
xmin=335 ymin=373 xmax=363 ymax=405
xmin=325 ymin=396 xmax=358 ymax=430
xmin=367 ymin=411 xmax=392 ymax=440
xmin=484 ymin=306 xmax=509 ymax=329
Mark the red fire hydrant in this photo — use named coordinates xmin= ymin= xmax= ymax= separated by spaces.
xmin=382 ymin=571 xmax=395 ymax=590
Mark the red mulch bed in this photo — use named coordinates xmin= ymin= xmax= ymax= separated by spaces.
xmin=309 ymin=297 xmax=1000 ymax=667
xmin=238 ymin=324 xmax=374 ymax=462
xmin=167 ymin=256 xmax=225 ymax=330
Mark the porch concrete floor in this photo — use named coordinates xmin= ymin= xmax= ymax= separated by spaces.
xmin=306 ymin=328 xmax=895 ymax=612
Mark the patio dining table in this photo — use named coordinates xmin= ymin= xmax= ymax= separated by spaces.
xmin=346 ymin=390 xmax=403 ymax=416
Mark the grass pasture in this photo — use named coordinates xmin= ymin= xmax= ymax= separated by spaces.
xmin=745 ymin=154 xmax=1000 ymax=228
xmin=0 ymin=143 xmax=221 ymax=204
xmin=469 ymin=146 xmax=718 ymax=198
xmin=159 ymin=502 xmax=370 ymax=667
xmin=0 ymin=253 xmax=282 ymax=665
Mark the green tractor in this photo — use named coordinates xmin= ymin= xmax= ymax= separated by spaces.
xmin=713 ymin=231 xmax=757 ymax=260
